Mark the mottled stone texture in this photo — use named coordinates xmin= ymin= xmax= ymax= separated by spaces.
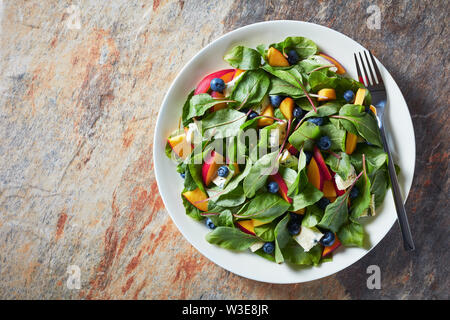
xmin=0 ymin=0 xmax=448 ymax=299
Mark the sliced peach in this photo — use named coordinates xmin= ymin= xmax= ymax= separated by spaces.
xmin=236 ymin=220 xmax=255 ymax=235
xmin=345 ymin=133 xmax=358 ymax=155
xmin=252 ymin=219 xmax=268 ymax=227
xmin=317 ymin=88 xmax=336 ymax=101
xmin=194 ymin=69 xmax=235 ymax=95
xmin=322 ymin=235 xmax=341 ymax=257
xmin=313 ymin=146 xmax=332 ymax=181
xmin=257 ymin=105 xmax=275 ymax=127
xmin=279 ymin=97 xmax=295 ymax=120
xmin=307 ymin=157 xmax=323 ymax=190
xmin=291 ymin=208 xmax=306 ymax=215
xmin=211 ymin=91 xmax=227 ymax=111
xmin=269 ymin=172 xmax=292 ymax=204
xmin=370 ymin=105 xmax=377 ymax=116
xmin=323 ymin=180 xmax=337 ymax=200
xmin=318 ymin=52 xmax=346 ymax=75
xmin=267 ymin=47 xmax=289 ymax=67
xmin=182 ymin=188 xmax=209 ymax=212
xmin=354 ymin=88 xmax=366 ymax=105
xmin=220 ymin=70 xmax=236 ymax=83
xmin=202 ymin=151 xmax=225 ymax=186
xmin=167 ymin=133 xmax=193 ymax=160
xmin=233 ymin=69 xmax=245 ymax=79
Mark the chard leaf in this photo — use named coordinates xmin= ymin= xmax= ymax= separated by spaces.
xmin=291 ymin=183 xmax=324 ymax=211
xmin=182 ymin=90 xmax=195 ymax=126
xmin=274 ymin=214 xmax=291 ymax=263
xmin=288 ymin=121 xmax=321 ymax=151
xmin=271 ymin=36 xmax=318 ymax=59
xmin=318 ymin=192 xmax=350 ymax=233
xmin=202 ymin=108 xmax=247 ymax=139
xmin=320 ymin=123 xmax=347 ymax=152
xmin=254 ymin=220 xmax=276 ymax=242
xmin=337 ymin=221 xmax=365 ymax=247
xmin=301 ymin=205 xmax=324 ymax=228
xmin=282 ymin=240 xmax=322 ymax=266
xmin=230 ymin=69 xmax=270 ymax=109
xmin=182 ymin=189 xmax=204 ymax=221
xmin=236 ymin=193 xmax=290 ymax=223
xmin=325 ymin=152 xmax=352 ymax=180
xmin=243 ymin=151 xmax=278 ymax=197
xmin=186 ymin=94 xmax=234 ymax=120
xmin=350 ymin=167 xmax=371 ymax=219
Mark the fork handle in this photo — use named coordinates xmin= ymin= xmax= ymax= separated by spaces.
xmin=380 ymin=126 xmax=415 ymax=251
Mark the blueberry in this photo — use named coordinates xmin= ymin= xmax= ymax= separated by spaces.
xmin=217 ymin=166 xmax=229 ymax=178
xmin=263 ymin=242 xmax=275 ymax=254
xmin=289 ymin=212 xmax=302 ymax=223
xmin=287 ymin=49 xmax=300 ymax=65
xmin=304 ymin=151 xmax=313 ymax=165
xmin=180 ymin=172 xmax=186 ymax=179
xmin=267 ymin=181 xmax=279 ymax=194
xmin=343 ymin=90 xmax=355 ymax=103
xmin=293 ymin=106 xmax=304 ymax=119
xmin=241 ymin=108 xmax=249 ymax=114
xmin=307 ymin=117 xmax=324 ymax=126
xmin=317 ymin=136 xmax=332 ymax=151
xmin=320 ymin=231 xmax=336 ymax=247
xmin=350 ymin=186 xmax=359 ymax=199
xmin=269 ymin=95 xmax=283 ymax=107
xmin=317 ymin=197 xmax=331 ymax=210
xmin=210 ymin=78 xmax=225 ymax=92
xmin=248 ymin=111 xmax=258 ymax=120
xmin=288 ymin=222 xmax=301 ymax=236
xmin=205 ymin=218 xmax=216 ymax=229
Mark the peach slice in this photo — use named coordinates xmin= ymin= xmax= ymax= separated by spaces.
xmin=322 ymin=180 xmax=337 ymax=200
xmin=252 ymin=219 xmax=268 ymax=227
xmin=211 ymin=91 xmax=227 ymax=111
xmin=370 ymin=105 xmax=377 ymax=116
xmin=267 ymin=47 xmax=290 ymax=67
xmin=322 ymin=235 xmax=341 ymax=257
xmin=291 ymin=208 xmax=306 ymax=215
xmin=279 ymin=97 xmax=295 ymax=120
xmin=233 ymin=69 xmax=245 ymax=79
xmin=202 ymin=151 xmax=224 ymax=186
xmin=167 ymin=133 xmax=193 ymax=160
xmin=317 ymin=88 xmax=336 ymax=101
xmin=182 ymin=188 xmax=209 ymax=212
xmin=194 ymin=69 xmax=235 ymax=95
xmin=236 ymin=220 xmax=256 ymax=235
xmin=307 ymin=157 xmax=323 ymax=190
xmin=345 ymin=133 xmax=358 ymax=155
xmin=257 ymin=105 xmax=275 ymax=127
xmin=269 ymin=172 xmax=293 ymax=204
xmin=313 ymin=146 xmax=332 ymax=181
xmin=318 ymin=52 xmax=346 ymax=75
xmin=354 ymin=88 xmax=366 ymax=105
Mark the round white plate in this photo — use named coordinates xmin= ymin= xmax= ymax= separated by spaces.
xmin=153 ymin=21 xmax=415 ymax=284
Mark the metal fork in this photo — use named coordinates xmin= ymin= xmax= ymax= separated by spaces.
xmin=354 ymin=51 xmax=415 ymax=251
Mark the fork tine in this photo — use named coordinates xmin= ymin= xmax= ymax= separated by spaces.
xmin=358 ymin=52 xmax=371 ymax=86
xmin=354 ymin=53 xmax=364 ymax=84
xmin=368 ymin=50 xmax=384 ymax=85
xmin=364 ymin=51 xmax=377 ymax=85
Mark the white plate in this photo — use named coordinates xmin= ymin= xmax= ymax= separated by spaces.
xmin=153 ymin=21 xmax=415 ymax=284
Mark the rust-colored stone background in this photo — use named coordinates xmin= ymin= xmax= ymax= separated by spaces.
xmin=0 ymin=0 xmax=448 ymax=299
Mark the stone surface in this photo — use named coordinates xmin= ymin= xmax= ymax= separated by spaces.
xmin=0 ymin=0 xmax=448 ymax=299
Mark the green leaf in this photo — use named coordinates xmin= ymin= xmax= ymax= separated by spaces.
xmin=213 ymin=185 xmax=246 ymax=207
xmin=301 ymin=205 xmax=324 ymax=228
xmin=182 ymin=190 xmax=204 ymax=221
xmin=205 ymin=227 xmax=258 ymax=251
xmin=272 ymin=36 xmax=318 ymax=59
xmin=370 ymin=167 xmax=389 ymax=207
xmin=274 ymin=214 xmax=290 ymax=263
xmin=337 ymin=221 xmax=365 ymax=247
xmin=182 ymin=90 xmax=195 ymax=126
xmin=254 ymin=220 xmax=276 ymax=242
xmin=269 ymin=77 xmax=304 ymax=98
xmin=243 ymin=151 xmax=278 ymax=198
xmin=288 ymin=121 xmax=321 ymax=151
xmin=291 ymin=183 xmax=324 ymax=211
xmin=350 ymin=144 xmax=387 ymax=174
xmin=351 ymin=165 xmax=371 ymax=219
xmin=320 ymin=123 xmax=347 ymax=152
xmin=230 ymin=69 xmax=270 ymax=109
xmin=202 ymin=108 xmax=247 ymax=139
xmin=325 ymin=152 xmax=352 ymax=180
xmin=236 ymin=193 xmax=290 ymax=223
xmin=303 ymin=102 xmax=341 ymax=119
xmin=224 ymin=46 xmax=262 ymax=70
xmin=318 ymin=192 xmax=349 ymax=233
xmin=262 ymin=64 xmax=305 ymax=89
xmin=282 ymin=240 xmax=322 ymax=266
xmin=186 ymin=94 xmax=234 ymax=120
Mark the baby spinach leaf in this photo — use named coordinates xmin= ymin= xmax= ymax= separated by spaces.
xmin=186 ymin=93 xmax=234 ymax=120
xmin=243 ymin=151 xmax=278 ymax=197
xmin=337 ymin=221 xmax=365 ymax=247
xmin=224 ymin=46 xmax=262 ymax=70
xmin=291 ymin=183 xmax=324 ymax=211
xmin=202 ymin=108 xmax=247 ymax=139
xmin=274 ymin=214 xmax=291 ymax=263
xmin=370 ymin=167 xmax=389 ymax=207
xmin=325 ymin=152 xmax=352 ymax=180
xmin=301 ymin=205 xmax=324 ymax=228
xmin=351 ymin=168 xmax=371 ymax=219
xmin=236 ymin=193 xmax=290 ymax=223
xmin=182 ymin=190 xmax=204 ymax=221
xmin=288 ymin=121 xmax=321 ymax=151
xmin=318 ymin=192 xmax=350 ymax=232
xmin=272 ymin=36 xmax=318 ymax=59
xmin=269 ymin=77 xmax=304 ymax=98
xmin=254 ymin=220 xmax=276 ymax=242
xmin=282 ymin=240 xmax=322 ymax=266
xmin=294 ymin=96 xmax=319 ymax=111
xmin=230 ymin=69 xmax=270 ymax=109
xmin=262 ymin=64 xmax=305 ymax=89
xmin=303 ymin=101 xmax=341 ymax=119
xmin=182 ymin=90 xmax=195 ymax=126
xmin=350 ymin=144 xmax=387 ymax=174
xmin=205 ymin=227 xmax=258 ymax=251
xmin=214 ymin=185 xmax=246 ymax=208
xmin=287 ymin=149 xmax=307 ymax=197
xmin=255 ymin=249 xmax=276 ymax=262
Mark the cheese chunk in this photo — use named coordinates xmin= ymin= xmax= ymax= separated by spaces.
xmin=250 ymin=241 xmax=265 ymax=252
xmin=223 ymin=71 xmax=245 ymax=97
xmin=211 ymin=166 xmax=235 ymax=189
xmin=294 ymin=226 xmax=323 ymax=252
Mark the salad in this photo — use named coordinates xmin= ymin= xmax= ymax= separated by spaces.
xmin=165 ymin=36 xmax=393 ymax=266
